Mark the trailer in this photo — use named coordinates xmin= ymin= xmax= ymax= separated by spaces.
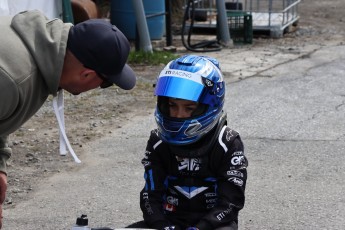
xmin=183 ymin=0 xmax=300 ymax=38
xmin=244 ymin=0 xmax=300 ymax=37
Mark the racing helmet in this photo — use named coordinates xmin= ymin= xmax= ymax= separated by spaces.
xmin=154 ymin=55 xmax=225 ymax=145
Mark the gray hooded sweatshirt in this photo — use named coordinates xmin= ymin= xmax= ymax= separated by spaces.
xmin=0 ymin=10 xmax=72 ymax=174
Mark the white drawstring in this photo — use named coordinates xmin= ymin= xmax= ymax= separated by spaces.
xmin=52 ymin=90 xmax=81 ymax=163
xmin=57 ymin=90 xmax=67 ymax=156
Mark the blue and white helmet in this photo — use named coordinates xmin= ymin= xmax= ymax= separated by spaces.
xmin=154 ymin=55 xmax=225 ymax=145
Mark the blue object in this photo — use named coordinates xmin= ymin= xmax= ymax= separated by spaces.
xmin=62 ymin=0 xmax=74 ymax=23
xmin=110 ymin=0 xmax=165 ymax=40
xmin=154 ymin=55 xmax=226 ymax=145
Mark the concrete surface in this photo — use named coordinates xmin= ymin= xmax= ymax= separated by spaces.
xmin=3 ymin=43 xmax=345 ymax=229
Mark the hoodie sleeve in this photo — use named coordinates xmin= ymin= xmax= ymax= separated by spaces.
xmin=139 ymin=130 xmax=175 ymax=229
xmin=196 ymin=127 xmax=248 ymax=229
xmin=0 ymin=69 xmax=19 ymax=122
xmin=0 ymin=135 xmax=12 ymax=174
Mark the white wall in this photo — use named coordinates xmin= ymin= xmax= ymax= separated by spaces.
xmin=0 ymin=0 xmax=62 ymax=19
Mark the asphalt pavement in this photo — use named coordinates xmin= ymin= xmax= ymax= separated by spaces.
xmin=3 ymin=43 xmax=345 ymax=229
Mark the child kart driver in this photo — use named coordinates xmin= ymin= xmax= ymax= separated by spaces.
xmin=132 ymin=55 xmax=248 ymax=230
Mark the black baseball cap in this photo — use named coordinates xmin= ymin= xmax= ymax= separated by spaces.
xmin=67 ymin=19 xmax=136 ymax=90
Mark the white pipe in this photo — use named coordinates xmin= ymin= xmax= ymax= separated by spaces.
xmin=131 ymin=0 xmax=153 ymax=52
xmin=216 ymin=0 xmax=233 ymax=47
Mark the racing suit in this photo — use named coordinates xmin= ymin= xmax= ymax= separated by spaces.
xmin=140 ymin=120 xmax=248 ymax=230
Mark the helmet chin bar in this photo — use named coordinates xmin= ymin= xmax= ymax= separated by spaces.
xmin=168 ymin=111 xmax=227 ymax=158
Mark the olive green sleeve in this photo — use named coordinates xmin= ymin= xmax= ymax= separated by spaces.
xmin=0 ymin=135 xmax=12 ymax=175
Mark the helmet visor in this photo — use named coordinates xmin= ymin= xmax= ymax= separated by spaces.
xmin=155 ymin=75 xmax=204 ymax=102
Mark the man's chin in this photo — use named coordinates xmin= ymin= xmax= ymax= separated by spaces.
xmin=66 ymin=89 xmax=81 ymax=95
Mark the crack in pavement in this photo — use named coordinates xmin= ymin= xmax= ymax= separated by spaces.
xmin=245 ymin=136 xmax=341 ymax=142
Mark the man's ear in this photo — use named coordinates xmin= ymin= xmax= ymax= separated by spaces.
xmin=80 ymin=69 xmax=97 ymax=79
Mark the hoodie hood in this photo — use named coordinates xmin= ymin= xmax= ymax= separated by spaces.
xmin=10 ymin=10 xmax=72 ymax=95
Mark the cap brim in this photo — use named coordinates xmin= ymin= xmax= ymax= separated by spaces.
xmin=107 ymin=64 xmax=136 ymax=90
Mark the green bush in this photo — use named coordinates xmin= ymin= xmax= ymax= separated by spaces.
xmin=128 ymin=50 xmax=179 ymax=65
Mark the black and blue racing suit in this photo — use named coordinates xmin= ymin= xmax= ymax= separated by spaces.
xmin=139 ymin=120 xmax=248 ymax=230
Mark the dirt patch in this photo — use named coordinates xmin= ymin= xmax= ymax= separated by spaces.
xmin=4 ymin=0 xmax=345 ymax=209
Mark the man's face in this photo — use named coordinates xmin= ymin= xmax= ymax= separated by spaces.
xmin=60 ymin=71 xmax=104 ymax=95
